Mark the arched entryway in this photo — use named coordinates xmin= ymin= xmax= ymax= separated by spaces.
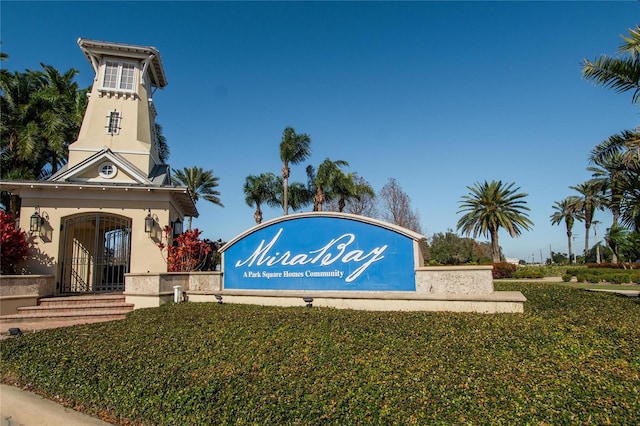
xmin=60 ymin=213 xmax=131 ymax=293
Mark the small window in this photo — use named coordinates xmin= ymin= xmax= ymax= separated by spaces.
xmin=99 ymin=162 xmax=117 ymax=179
xmin=103 ymin=61 xmax=119 ymax=89
xmin=101 ymin=60 xmax=137 ymax=91
xmin=107 ymin=111 xmax=121 ymax=135
xmin=120 ymin=63 xmax=135 ymax=91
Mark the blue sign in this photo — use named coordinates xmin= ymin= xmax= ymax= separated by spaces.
xmin=222 ymin=214 xmax=419 ymax=291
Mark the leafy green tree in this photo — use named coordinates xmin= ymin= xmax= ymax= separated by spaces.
xmin=428 ymin=231 xmax=474 ymax=265
xmin=279 ymin=127 xmax=311 ymax=215
xmin=569 ymin=181 xmax=606 ymax=260
xmin=243 ymin=173 xmax=279 ymax=224
xmin=171 ymin=167 xmax=223 ymax=229
xmin=457 ymin=180 xmax=533 ymax=263
xmin=550 ymin=197 xmax=584 ymax=265
xmin=550 ymin=251 xmax=570 ymax=265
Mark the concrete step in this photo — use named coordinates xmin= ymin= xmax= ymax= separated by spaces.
xmin=17 ymin=302 xmax=135 ymax=315
xmin=38 ymin=294 xmax=126 ymax=306
xmin=0 ymin=294 xmax=133 ymax=334
xmin=0 ymin=309 xmax=131 ymax=322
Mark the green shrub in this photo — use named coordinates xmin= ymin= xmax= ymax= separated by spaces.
xmin=492 ymin=262 xmax=516 ymax=279
xmin=587 ymin=274 xmax=601 ymax=284
xmin=1 ymin=284 xmax=639 ymax=425
xmin=562 ymin=273 xmax=572 ymax=282
xmin=586 ymin=262 xmax=640 ymax=269
xmin=609 ymin=274 xmax=632 ymax=284
xmin=512 ymin=268 xmax=544 ymax=279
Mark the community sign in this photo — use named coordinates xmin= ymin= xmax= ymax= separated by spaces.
xmin=221 ymin=212 xmax=425 ymax=292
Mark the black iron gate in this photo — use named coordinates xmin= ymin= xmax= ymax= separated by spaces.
xmin=60 ymin=214 xmax=131 ymax=293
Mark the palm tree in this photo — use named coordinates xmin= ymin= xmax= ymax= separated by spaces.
xmin=620 ymin=175 xmax=640 ymax=231
xmin=0 ymin=64 xmax=87 ymax=178
xmin=589 ymin=151 xmax=629 ymax=228
xmin=569 ymin=181 xmax=606 ymax=261
xmin=171 ymin=167 xmax=224 ymax=229
xmin=330 ymin=172 xmax=375 ymax=213
xmin=342 ymin=175 xmax=377 ymax=216
xmin=285 ymin=181 xmax=314 ymax=212
xmin=37 ymin=64 xmax=84 ymax=174
xmin=457 ymin=180 xmax=534 ymax=263
xmin=243 ymin=173 xmax=279 ymax=224
xmin=154 ymin=123 xmax=170 ymax=163
xmin=589 ymin=129 xmax=640 ymax=173
xmin=605 ymin=224 xmax=631 ymax=265
xmin=279 ymin=127 xmax=311 ymax=215
xmin=550 ymin=197 xmax=584 ymax=264
xmin=582 ymin=25 xmax=640 ymax=104
xmin=308 ymin=158 xmax=349 ymax=212
xmin=589 ymin=131 xmax=640 ymax=233
xmin=1 ymin=69 xmax=43 ymax=167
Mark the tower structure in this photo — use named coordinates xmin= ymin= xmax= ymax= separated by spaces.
xmin=1 ymin=38 xmax=197 ymax=295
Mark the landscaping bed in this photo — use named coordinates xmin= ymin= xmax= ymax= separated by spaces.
xmin=1 ymin=282 xmax=639 ymax=425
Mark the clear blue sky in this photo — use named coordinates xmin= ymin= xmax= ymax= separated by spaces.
xmin=2 ymin=1 xmax=639 ymax=262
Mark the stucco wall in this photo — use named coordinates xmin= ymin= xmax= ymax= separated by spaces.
xmin=415 ymin=266 xmax=494 ymax=295
xmin=16 ymin=190 xmax=177 ymax=282
xmin=0 ymin=275 xmax=55 ymax=314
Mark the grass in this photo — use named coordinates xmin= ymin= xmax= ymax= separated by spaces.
xmin=1 ymin=282 xmax=639 ymax=425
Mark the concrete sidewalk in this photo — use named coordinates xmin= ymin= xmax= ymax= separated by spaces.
xmin=1 ymin=384 xmax=111 ymax=426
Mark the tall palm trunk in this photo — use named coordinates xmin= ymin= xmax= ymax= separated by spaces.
xmin=254 ymin=205 xmax=263 ymax=224
xmin=338 ymin=197 xmax=346 ymax=212
xmin=490 ymin=228 xmax=501 ymax=263
xmin=314 ymin=187 xmax=325 ymax=212
xmin=567 ymin=229 xmax=573 ymax=265
xmin=611 ymin=211 xmax=619 ymax=263
xmin=584 ymin=219 xmax=591 ymax=262
xmin=282 ymin=163 xmax=290 ymax=215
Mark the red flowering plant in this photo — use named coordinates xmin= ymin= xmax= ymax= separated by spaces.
xmin=158 ymin=226 xmax=211 ymax=272
xmin=0 ymin=211 xmax=30 ymax=274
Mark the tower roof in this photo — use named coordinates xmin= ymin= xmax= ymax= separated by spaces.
xmin=77 ymin=37 xmax=167 ymax=88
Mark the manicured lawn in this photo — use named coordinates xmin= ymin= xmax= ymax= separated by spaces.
xmin=1 ymin=282 xmax=639 ymax=425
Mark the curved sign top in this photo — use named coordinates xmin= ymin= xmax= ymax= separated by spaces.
xmin=221 ymin=212 xmax=425 ymax=292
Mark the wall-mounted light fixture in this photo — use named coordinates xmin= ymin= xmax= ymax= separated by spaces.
xmin=172 ymin=218 xmax=183 ymax=238
xmin=29 ymin=206 xmax=48 ymax=233
xmin=144 ymin=209 xmax=155 ymax=233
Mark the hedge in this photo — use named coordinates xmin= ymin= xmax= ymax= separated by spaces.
xmin=1 ymin=283 xmax=639 ymax=425
xmin=566 ymin=267 xmax=640 ymax=284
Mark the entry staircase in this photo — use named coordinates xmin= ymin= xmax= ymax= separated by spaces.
xmin=0 ymin=294 xmax=134 ymax=334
